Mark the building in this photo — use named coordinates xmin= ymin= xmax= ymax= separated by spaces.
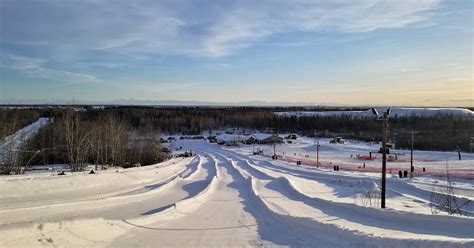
xmin=216 ymin=134 xmax=240 ymax=146
xmin=253 ymin=133 xmax=284 ymax=144
xmin=241 ymin=135 xmax=256 ymax=144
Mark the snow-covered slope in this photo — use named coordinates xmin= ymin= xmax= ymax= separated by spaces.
xmin=0 ymin=140 xmax=473 ymax=247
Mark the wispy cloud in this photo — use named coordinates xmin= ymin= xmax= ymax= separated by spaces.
xmin=5 ymin=0 xmax=469 ymax=107
xmin=0 ymin=54 xmax=97 ymax=83
xmin=74 ymin=62 xmax=126 ymax=69
xmin=1 ymin=0 xmax=442 ymax=58
xmin=400 ymin=67 xmax=420 ymax=72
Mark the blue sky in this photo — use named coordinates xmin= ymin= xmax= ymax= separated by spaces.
xmin=0 ymin=0 xmax=472 ymax=106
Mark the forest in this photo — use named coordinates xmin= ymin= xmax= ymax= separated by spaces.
xmin=93 ymin=106 xmax=472 ymax=152
xmin=2 ymin=108 xmax=170 ymax=174
xmin=1 ymin=106 xmax=472 ymax=174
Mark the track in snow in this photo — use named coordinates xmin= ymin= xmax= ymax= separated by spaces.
xmin=0 ymin=140 xmax=473 ymax=247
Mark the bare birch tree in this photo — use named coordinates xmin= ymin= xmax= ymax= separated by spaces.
xmin=62 ymin=109 xmax=91 ymax=172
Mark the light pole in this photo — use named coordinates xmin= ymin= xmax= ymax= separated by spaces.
xmin=316 ymin=138 xmax=320 ymax=165
xmin=371 ymin=107 xmax=391 ymax=209
xmin=456 ymin=146 xmax=462 ymax=160
xmin=315 ymin=134 xmax=320 ymax=165
xmin=272 ymin=138 xmax=277 ymax=160
xmin=410 ymin=130 xmax=418 ymax=177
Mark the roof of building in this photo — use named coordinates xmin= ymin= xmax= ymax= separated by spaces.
xmin=253 ymin=133 xmax=272 ymax=141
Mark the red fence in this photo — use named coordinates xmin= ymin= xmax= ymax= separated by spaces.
xmin=262 ymin=154 xmax=474 ymax=180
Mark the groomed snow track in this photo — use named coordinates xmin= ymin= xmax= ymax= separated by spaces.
xmin=0 ymin=140 xmax=473 ymax=247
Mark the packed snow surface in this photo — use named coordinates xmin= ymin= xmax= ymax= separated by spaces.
xmin=0 ymin=139 xmax=473 ymax=247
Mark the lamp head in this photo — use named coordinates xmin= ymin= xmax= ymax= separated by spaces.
xmin=371 ymin=108 xmax=379 ymax=116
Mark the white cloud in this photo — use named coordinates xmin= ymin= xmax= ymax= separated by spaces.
xmin=0 ymin=54 xmax=97 ymax=83
xmin=1 ymin=0 xmax=441 ymax=58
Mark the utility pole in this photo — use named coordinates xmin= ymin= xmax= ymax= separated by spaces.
xmin=317 ymin=138 xmax=320 ymax=165
xmin=272 ymin=124 xmax=277 ymax=160
xmin=410 ymin=130 xmax=415 ymax=177
xmin=314 ymin=131 xmax=320 ymax=166
xmin=456 ymin=146 xmax=461 ymax=160
xmin=371 ymin=108 xmax=391 ymax=209
xmin=272 ymin=140 xmax=277 ymax=159
xmin=381 ymin=114 xmax=388 ymax=209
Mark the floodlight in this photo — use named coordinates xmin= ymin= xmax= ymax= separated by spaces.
xmin=371 ymin=108 xmax=379 ymax=116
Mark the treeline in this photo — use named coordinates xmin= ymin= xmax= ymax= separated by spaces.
xmin=6 ymin=106 xmax=473 ymax=175
xmin=19 ymin=108 xmax=169 ymax=173
xmin=92 ymin=106 xmax=472 ymax=152
xmin=92 ymin=106 xmax=277 ymax=134
xmin=276 ymin=115 xmax=472 ymax=151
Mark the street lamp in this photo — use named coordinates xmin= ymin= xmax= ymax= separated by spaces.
xmin=371 ymin=107 xmax=391 ymax=209
xmin=409 ymin=130 xmax=419 ymax=177
xmin=314 ymin=131 xmax=320 ymax=166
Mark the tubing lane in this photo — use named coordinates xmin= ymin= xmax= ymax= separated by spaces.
xmin=208 ymin=146 xmax=406 ymax=247
xmin=218 ymin=144 xmax=474 ymax=240
xmin=127 ymin=155 xmax=219 ymax=226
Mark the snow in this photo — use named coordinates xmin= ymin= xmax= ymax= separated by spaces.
xmin=0 ymin=139 xmax=473 ymax=247
xmin=242 ymin=136 xmax=474 ymax=180
xmin=253 ymin=132 xmax=272 ymax=140
xmin=0 ymin=117 xmax=51 ymax=162
xmin=276 ymin=107 xmax=474 ymax=118
xmin=215 ymin=133 xmax=238 ymax=142
xmin=217 ymin=132 xmax=273 ymax=142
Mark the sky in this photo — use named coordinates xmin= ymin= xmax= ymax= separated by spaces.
xmin=0 ymin=0 xmax=472 ymax=106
